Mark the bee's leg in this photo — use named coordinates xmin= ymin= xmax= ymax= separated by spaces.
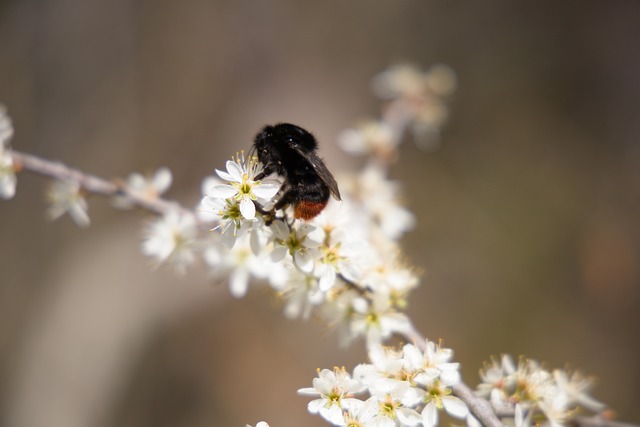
xmin=274 ymin=187 xmax=306 ymax=227
xmin=253 ymin=164 xmax=276 ymax=181
xmin=253 ymin=202 xmax=276 ymax=225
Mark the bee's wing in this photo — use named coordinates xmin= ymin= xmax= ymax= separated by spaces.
xmin=290 ymin=145 xmax=341 ymax=201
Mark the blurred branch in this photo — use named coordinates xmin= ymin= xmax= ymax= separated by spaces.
xmin=11 ymin=150 xmax=195 ymax=219
xmin=571 ymin=416 xmax=640 ymax=427
xmin=452 ymin=382 xmax=504 ymax=427
xmin=492 ymin=407 xmax=640 ymax=427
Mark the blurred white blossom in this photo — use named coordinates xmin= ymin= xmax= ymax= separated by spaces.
xmin=370 ymin=64 xmax=456 ymax=152
xmin=141 ymin=210 xmax=197 ymax=274
xmin=0 ymin=104 xmax=14 ymax=146
xmin=338 ymin=120 xmax=397 ymax=162
xmin=114 ymin=167 xmax=172 ymax=208
xmin=0 ymin=106 xmax=16 ymax=199
xmin=46 ymin=180 xmax=90 ymax=228
xmin=0 ymin=144 xmax=16 ymax=199
xmin=477 ymin=354 xmax=604 ymax=427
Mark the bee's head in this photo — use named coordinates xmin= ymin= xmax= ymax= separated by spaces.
xmin=253 ymin=123 xmax=318 ymax=166
xmin=253 ymin=125 xmax=278 ymax=164
xmin=271 ymin=123 xmax=318 ymax=153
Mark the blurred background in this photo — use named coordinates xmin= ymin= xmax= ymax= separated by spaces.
xmin=1 ymin=1 xmax=640 ymax=426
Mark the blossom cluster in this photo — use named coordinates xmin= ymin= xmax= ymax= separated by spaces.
xmin=0 ymin=65 xmax=609 ymax=427
xmin=339 ymin=64 xmax=456 ymax=160
xmin=193 ymin=151 xmax=419 ymax=349
xmin=298 ymin=340 xmax=468 ymax=427
xmin=475 ymin=355 xmax=605 ymax=427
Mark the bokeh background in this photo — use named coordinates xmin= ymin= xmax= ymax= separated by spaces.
xmin=1 ymin=1 xmax=639 ymax=426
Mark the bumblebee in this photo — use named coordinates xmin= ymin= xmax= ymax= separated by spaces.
xmin=252 ymin=123 xmax=341 ymax=220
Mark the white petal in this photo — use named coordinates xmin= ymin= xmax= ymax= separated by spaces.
xmin=270 ymin=246 xmax=287 ymax=263
xmin=467 ymin=414 xmax=482 ymax=427
xmin=355 ymin=397 xmax=379 ymax=421
xmin=421 ymin=402 xmax=438 ymax=427
xmin=319 ymin=405 xmax=344 ymax=425
xmin=215 ymin=168 xmax=235 ymax=182
xmin=239 ymin=197 xmax=256 ymax=219
xmin=297 ymin=387 xmax=319 ymax=396
xmin=153 ymin=167 xmax=173 ymax=193
xmin=415 ymin=371 xmax=439 ymax=386
xmin=0 ymin=174 xmax=16 ymax=199
xmin=318 ymin=265 xmax=336 ymax=291
xmin=440 ymin=367 xmax=461 ymax=386
xmin=128 ymin=173 xmax=145 ymax=189
xmin=307 ymin=398 xmax=324 ymax=414
xmin=225 ymin=160 xmax=244 ymax=182
xmin=250 ymin=227 xmax=262 ymax=255
xmin=443 ymin=396 xmax=469 ymax=419
xmin=201 ymin=176 xmax=222 ymax=195
xmin=270 ymin=220 xmax=290 ymax=239
xmin=220 ymin=226 xmax=238 ymax=248
xmin=253 ymin=181 xmax=280 ymax=199
xmin=69 ymin=201 xmax=90 ymax=228
xmin=337 ymin=128 xmax=367 ymax=154
xmin=230 ymin=269 xmax=249 ymax=298
xmin=371 ymin=416 xmax=396 ymax=427
xmin=402 ymin=343 xmax=424 ymax=369
xmin=294 ymin=251 xmax=314 ymax=273
xmin=396 ymin=407 xmax=422 ymax=426
xmin=209 ymin=184 xmax=238 ymax=199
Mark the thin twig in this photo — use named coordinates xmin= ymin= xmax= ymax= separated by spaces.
xmin=11 ymin=150 xmax=195 ymax=219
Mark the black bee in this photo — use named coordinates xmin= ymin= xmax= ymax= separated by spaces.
xmin=252 ymin=123 xmax=341 ymax=221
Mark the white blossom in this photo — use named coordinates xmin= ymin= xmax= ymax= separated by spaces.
xmin=0 ymin=144 xmax=16 ymax=199
xmin=201 ymin=155 xmax=279 ymax=247
xmin=46 ymin=180 xmax=90 ymax=228
xmin=269 ymin=220 xmax=322 ymax=273
xmin=0 ymin=107 xmax=17 ymax=199
xmin=368 ymin=380 xmax=422 ymax=426
xmin=553 ymin=369 xmax=605 ymax=412
xmin=338 ymin=120 xmax=398 ymax=161
xmin=141 ymin=210 xmax=197 ymax=274
xmin=280 ymin=270 xmax=324 ymax=319
xmin=339 ymin=164 xmax=415 ymax=240
xmin=339 ymin=396 xmax=394 ymax=427
xmin=298 ymin=367 xmax=366 ymax=425
xmin=0 ymin=104 xmax=14 ymax=146
xmin=476 ymin=355 xmax=605 ymax=427
xmin=211 ymin=157 xmax=279 ymax=220
xmin=114 ymin=167 xmax=172 ymax=208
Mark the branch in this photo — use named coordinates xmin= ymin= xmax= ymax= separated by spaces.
xmin=572 ymin=416 xmax=640 ymax=427
xmin=11 ymin=150 xmax=195 ymax=219
xmin=452 ymin=382 xmax=504 ymax=427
